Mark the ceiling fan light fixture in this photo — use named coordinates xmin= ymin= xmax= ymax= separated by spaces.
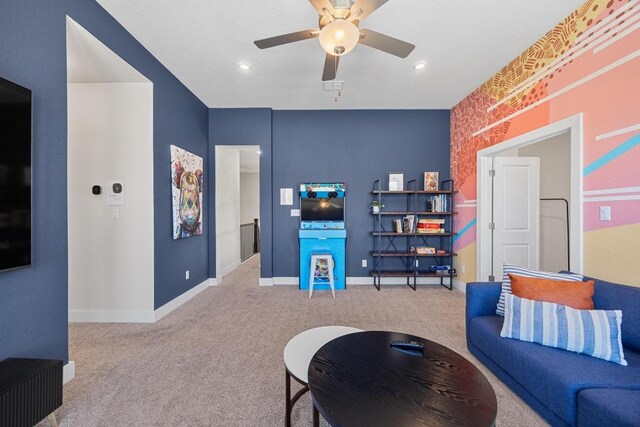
xmin=319 ymin=19 xmax=360 ymax=56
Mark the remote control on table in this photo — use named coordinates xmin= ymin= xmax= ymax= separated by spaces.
xmin=390 ymin=340 xmax=424 ymax=351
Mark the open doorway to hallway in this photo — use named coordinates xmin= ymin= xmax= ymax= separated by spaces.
xmin=477 ymin=115 xmax=583 ymax=282
xmin=215 ymin=145 xmax=261 ymax=284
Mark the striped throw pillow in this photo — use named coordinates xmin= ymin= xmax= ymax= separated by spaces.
xmin=496 ymin=264 xmax=583 ymax=316
xmin=501 ymin=294 xmax=627 ymax=365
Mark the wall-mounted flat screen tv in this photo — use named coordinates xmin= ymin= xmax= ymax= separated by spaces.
xmin=301 ymin=198 xmax=344 ymax=222
xmin=0 ymin=77 xmax=32 ymax=272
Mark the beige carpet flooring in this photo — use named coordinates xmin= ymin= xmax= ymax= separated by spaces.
xmin=49 ymin=255 xmax=546 ymax=426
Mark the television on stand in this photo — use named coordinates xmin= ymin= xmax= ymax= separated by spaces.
xmin=0 ymin=76 xmax=32 ymax=272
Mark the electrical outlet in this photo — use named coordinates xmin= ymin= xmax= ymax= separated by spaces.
xmin=461 ymin=265 xmax=466 ymax=274
xmin=600 ymin=206 xmax=611 ymax=221
xmin=185 ymin=270 xmax=190 ymax=280
xmin=361 ymin=259 xmax=367 ymax=268
xmin=415 ymin=259 xmax=419 ymax=268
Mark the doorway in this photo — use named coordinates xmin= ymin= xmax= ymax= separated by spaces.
xmin=477 ymin=115 xmax=584 ymax=281
xmin=215 ymin=145 xmax=261 ymax=284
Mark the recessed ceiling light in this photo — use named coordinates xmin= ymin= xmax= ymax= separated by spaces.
xmin=238 ymin=62 xmax=251 ymax=71
xmin=413 ymin=61 xmax=427 ymax=70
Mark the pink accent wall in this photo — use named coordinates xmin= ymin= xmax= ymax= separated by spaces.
xmin=451 ymin=0 xmax=640 ymax=255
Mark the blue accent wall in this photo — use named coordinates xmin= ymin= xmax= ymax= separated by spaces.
xmin=0 ymin=0 xmax=209 ymax=363
xmin=272 ymin=110 xmax=451 ymax=277
xmin=208 ymin=109 xmax=273 ymax=278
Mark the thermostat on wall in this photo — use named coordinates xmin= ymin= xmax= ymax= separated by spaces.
xmin=106 ymin=181 xmax=125 ymax=206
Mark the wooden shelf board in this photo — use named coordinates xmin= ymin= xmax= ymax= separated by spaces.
xmin=371 ymin=190 xmax=457 ymax=195
xmin=371 ymin=232 xmax=456 ymax=236
xmin=370 ymin=271 xmax=458 ymax=278
xmin=375 ymin=211 xmax=457 ymax=215
xmin=370 ymin=251 xmax=457 ymax=257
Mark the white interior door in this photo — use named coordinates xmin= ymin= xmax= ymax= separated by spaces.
xmin=492 ymin=157 xmax=540 ymax=280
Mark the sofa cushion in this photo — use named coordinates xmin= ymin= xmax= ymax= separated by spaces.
xmin=509 ymin=274 xmax=594 ymax=309
xmin=588 ymin=276 xmax=640 ymax=352
xmin=577 ymin=388 xmax=640 ymax=427
xmin=497 ymin=264 xmax=583 ymax=316
xmin=501 ymin=294 xmax=626 ymax=365
xmin=469 ymin=315 xmax=640 ymax=425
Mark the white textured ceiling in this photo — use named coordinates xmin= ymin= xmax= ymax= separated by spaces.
xmin=96 ymin=0 xmax=585 ymax=109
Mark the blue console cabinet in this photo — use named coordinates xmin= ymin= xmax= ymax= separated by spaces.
xmin=299 ymin=229 xmax=346 ymax=291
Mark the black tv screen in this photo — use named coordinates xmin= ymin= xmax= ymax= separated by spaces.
xmin=301 ymin=198 xmax=344 ymax=222
xmin=0 ymin=77 xmax=32 ymax=271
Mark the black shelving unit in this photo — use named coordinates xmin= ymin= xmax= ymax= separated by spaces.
xmin=370 ymin=178 xmax=457 ymax=291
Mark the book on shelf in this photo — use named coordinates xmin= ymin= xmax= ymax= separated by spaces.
xmin=417 ymin=228 xmax=446 ymax=234
xmin=416 ymin=218 xmax=445 ymax=233
xmin=426 ymin=194 xmax=448 ymax=213
xmin=411 ymin=246 xmax=436 ymax=255
xmin=418 ymin=218 xmax=445 ymax=224
xmin=402 ymin=215 xmax=415 ymax=233
xmin=393 ymin=219 xmax=403 ymax=233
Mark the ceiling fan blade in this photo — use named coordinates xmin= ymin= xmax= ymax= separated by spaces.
xmin=351 ymin=0 xmax=389 ymax=20
xmin=254 ymin=29 xmax=319 ymax=49
xmin=358 ymin=29 xmax=415 ymax=58
xmin=322 ymin=54 xmax=340 ymax=81
xmin=308 ymin=0 xmax=335 ymax=16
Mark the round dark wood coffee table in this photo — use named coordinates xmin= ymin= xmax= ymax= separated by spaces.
xmin=308 ymin=331 xmax=497 ymax=427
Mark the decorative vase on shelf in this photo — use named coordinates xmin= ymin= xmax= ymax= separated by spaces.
xmin=372 ymin=206 xmax=380 ymax=214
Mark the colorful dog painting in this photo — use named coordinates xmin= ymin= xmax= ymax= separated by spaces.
xmin=171 ymin=145 xmax=203 ymax=239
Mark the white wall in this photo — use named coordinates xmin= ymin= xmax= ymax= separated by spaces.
xmin=520 ymin=132 xmax=571 ymax=272
xmin=68 ymin=83 xmax=154 ymax=319
xmin=240 ymin=172 xmax=260 ymax=224
xmin=215 ymin=147 xmax=241 ymax=279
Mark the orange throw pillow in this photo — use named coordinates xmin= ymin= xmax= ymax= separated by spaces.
xmin=508 ymin=274 xmax=595 ymax=309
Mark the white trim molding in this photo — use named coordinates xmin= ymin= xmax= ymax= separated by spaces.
xmin=64 ymin=361 xmax=76 ymax=384
xmin=69 ymin=278 xmax=213 ymax=323
xmin=476 ymin=114 xmax=584 ymax=280
xmin=259 ymin=278 xmax=274 ymax=286
xmin=69 ymin=309 xmax=155 ymax=323
xmin=154 ymin=278 xmax=212 ymax=322
xmin=273 ymin=277 xmax=299 ymax=285
xmin=218 ymin=260 xmax=242 ymax=278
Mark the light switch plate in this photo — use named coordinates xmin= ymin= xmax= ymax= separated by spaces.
xmin=600 ymin=206 xmax=611 ymax=221
xmin=290 ymin=209 xmax=300 ymax=217
xmin=361 ymin=259 xmax=367 ymax=268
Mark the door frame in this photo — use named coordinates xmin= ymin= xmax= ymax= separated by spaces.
xmin=476 ymin=114 xmax=584 ymax=281
xmin=214 ymin=144 xmax=261 ymax=284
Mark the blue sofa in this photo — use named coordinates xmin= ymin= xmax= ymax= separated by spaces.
xmin=466 ymin=276 xmax=640 ymax=426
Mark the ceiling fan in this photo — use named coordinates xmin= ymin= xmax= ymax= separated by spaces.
xmin=254 ymin=0 xmax=415 ymax=81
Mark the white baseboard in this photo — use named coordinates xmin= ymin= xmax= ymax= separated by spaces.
xmin=259 ymin=278 xmax=273 ymax=286
xmin=219 ymin=259 xmax=242 ymax=278
xmin=69 ymin=278 xmax=213 ymax=323
xmin=69 ymin=309 xmax=155 ymax=323
xmin=209 ymin=278 xmax=218 ymax=286
xmin=273 ymin=277 xmax=298 ymax=285
xmin=64 ymin=361 xmax=76 ymax=384
xmin=154 ymin=278 xmax=212 ymax=321
xmin=452 ymin=279 xmax=466 ymax=293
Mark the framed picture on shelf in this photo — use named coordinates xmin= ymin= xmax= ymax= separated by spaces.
xmin=388 ymin=172 xmax=404 ymax=191
xmin=424 ymin=172 xmax=439 ymax=191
